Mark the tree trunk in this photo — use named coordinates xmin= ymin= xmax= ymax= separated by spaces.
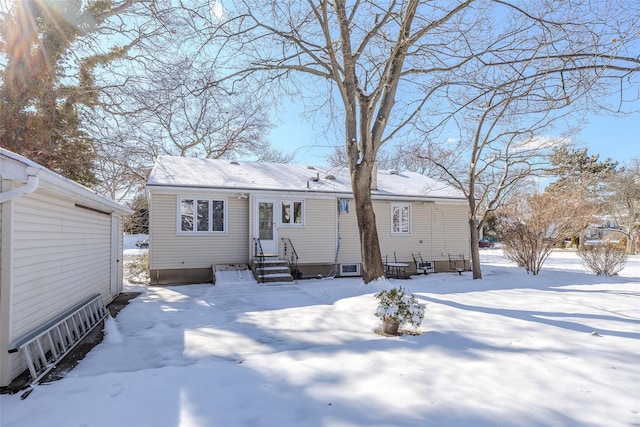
xmin=467 ymin=177 xmax=482 ymax=279
xmin=469 ymin=218 xmax=482 ymax=279
xmin=352 ymin=161 xmax=385 ymax=283
xmin=627 ymin=230 xmax=638 ymax=255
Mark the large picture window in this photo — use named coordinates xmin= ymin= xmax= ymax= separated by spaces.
xmin=391 ymin=204 xmax=411 ymax=234
xmin=179 ymin=198 xmax=226 ymax=234
xmin=280 ymin=200 xmax=303 ymax=225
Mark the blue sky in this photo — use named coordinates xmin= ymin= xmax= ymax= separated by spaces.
xmin=269 ymin=107 xmax=640 ymax=167
xmin=576 ymin=114 xmax=640 ymax=165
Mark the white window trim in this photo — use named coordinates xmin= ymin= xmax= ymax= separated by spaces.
xmin=391 ymin=203 xmax=411 ymax=235
xmin=177 ymin=197 xmax=228 ymax=235
xmin=279 ymin=199 xmax=305 ymax=227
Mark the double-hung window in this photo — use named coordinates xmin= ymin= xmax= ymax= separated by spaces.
xmin=179 ymin=198 xmax=226 ymax=234
xmin=280 ymin=200 xmax=303 ymax=226
xmin=391 ymin=204 xmax=411 ymax=234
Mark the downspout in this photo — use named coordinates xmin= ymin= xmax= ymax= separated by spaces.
xmin=0 ymin=171 xmax=40 ymax=203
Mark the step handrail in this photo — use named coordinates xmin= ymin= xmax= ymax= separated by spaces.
xmin=281 ymin=237 xmax=300 ymax=278
xmin=253 ymin=237 xmax=266 ymax=283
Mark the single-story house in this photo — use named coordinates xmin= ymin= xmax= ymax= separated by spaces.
xmin=146 ymin=156 xmax=471 ymax=285
xmin=0 ymin=149 xmax=132 ymax=388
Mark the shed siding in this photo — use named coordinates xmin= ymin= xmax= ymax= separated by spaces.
xmin=149 ymin=192 xmax=249 ymax=269
xmin=12 ymin=192 xmax=112 ymax=338
xmin=9 ymin=190 xmax=115 ymax=380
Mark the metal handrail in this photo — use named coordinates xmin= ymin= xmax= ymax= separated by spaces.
xmin=253 ymin=238 xmax=265 ymax=283
xmin=281 ymin=237 xmax=300 ymax=279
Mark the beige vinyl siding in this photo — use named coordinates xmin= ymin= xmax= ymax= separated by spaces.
xmin=379 ymin=202 xmax=470 ymax=263
xmin=9 ymin=190 xmax=114 ymax=380
xmin=337 ymin=200 xmax=470 ymax=265
xmin=278 ymin=198 xmax=337 ymax=264
xmin=11 ymin=191 xmax=112 ymax=339
xmin=149 ymin=192 xmax=249 ymax=269
xmin=148 ymin=189 xmax=470 ymax=272
xmin=429 ymin=204 xmax=470 ymax=259
xmin=336 ymin=199 xmax=361 ymax=264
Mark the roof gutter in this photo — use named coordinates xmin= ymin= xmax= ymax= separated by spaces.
xmin=0 ymin=168 xmax=40 ymax=203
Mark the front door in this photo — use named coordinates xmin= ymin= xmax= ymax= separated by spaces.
xmin=255 ymin=198 xmax=278 ymax=256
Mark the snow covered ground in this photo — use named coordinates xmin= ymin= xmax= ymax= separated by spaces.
xmin=1 ymin=249 xmax=638 ymax=427
xmin=123 ymin=234 xmax=149 ymax=258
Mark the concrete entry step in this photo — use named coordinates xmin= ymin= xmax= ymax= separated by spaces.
xmin=251 ymin=258 xmax=294 ymax=283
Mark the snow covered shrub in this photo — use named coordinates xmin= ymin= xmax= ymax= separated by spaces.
xmin=578 ymin=243 xmax=628 ymax=276
xmin=127 ymin=253 xmax=149 ymax=283
xmin=374 ymin=287 xmax=425 ymax=328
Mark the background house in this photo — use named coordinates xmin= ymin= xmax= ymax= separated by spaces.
xmin=0 ymin=149 xmax=132 ymax=388
xmin=146 ymin=156 xmax=471 ymax=285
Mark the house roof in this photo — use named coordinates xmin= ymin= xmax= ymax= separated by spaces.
xmin=148 ymin=156 xmax=466 ymax=201
xmin=0 ymin=148 xmax=133 ymax=215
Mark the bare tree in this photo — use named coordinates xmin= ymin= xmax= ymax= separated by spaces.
xmin=169 ymin=0 xmax=639 ymax=282
xmin=604 ymin=159 xmax=640 ymax=254
xmin=499 ymin=187 xmax=595 ymax=275
xmin=420 ymin=89 xmax=575 ymax=279
xmin=405 ymin=3 xmax=639 ymax=279
xmin=71 ymin=0 xmax=283 ymax=201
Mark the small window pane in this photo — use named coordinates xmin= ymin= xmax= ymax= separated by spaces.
xmin=259 ymin=202 xmax=273 ymax=239
xmin=293 ymin=202 xmax=302 ymax=224
xmin=181 ymin=199 xmax=194 ymax=232
xmin=197 ymin=200 xmax=209 ymax=231
xmin=282 ymin=201 xmax=291 ymax=224
xmin=401 ymin=206 xmax=409 ymax=233
xmin=212 ymin=200 xmax=224 ymax=232
xmin=392 ymin=206 xmax=400 ymax=233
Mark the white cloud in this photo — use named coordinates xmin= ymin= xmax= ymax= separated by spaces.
xmin=512 ymin=135 xmax=570 ymax=152
xmin=210 ymin=1 xmax=225 ymax=20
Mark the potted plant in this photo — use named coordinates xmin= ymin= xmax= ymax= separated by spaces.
xmin=374 ymin=286 xmax=426 ymax=335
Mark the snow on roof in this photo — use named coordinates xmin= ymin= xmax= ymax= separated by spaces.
xmin=0 ymin=148 xmax=132 ymax=214
xmin=148 ymin=156 xmax=465 ymax=200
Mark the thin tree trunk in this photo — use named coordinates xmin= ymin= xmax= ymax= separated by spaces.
xmin=469 ymin=218 xmax=482 ymax=279
xmin=467 ymin=173 xmax=482 ymax=279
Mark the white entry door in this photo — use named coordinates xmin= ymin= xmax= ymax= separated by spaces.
xmin=255 ymin=198 xmax=278 ymax=256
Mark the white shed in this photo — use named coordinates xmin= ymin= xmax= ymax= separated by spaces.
xmin=0 ymin=149 xmax=133 ymax=388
